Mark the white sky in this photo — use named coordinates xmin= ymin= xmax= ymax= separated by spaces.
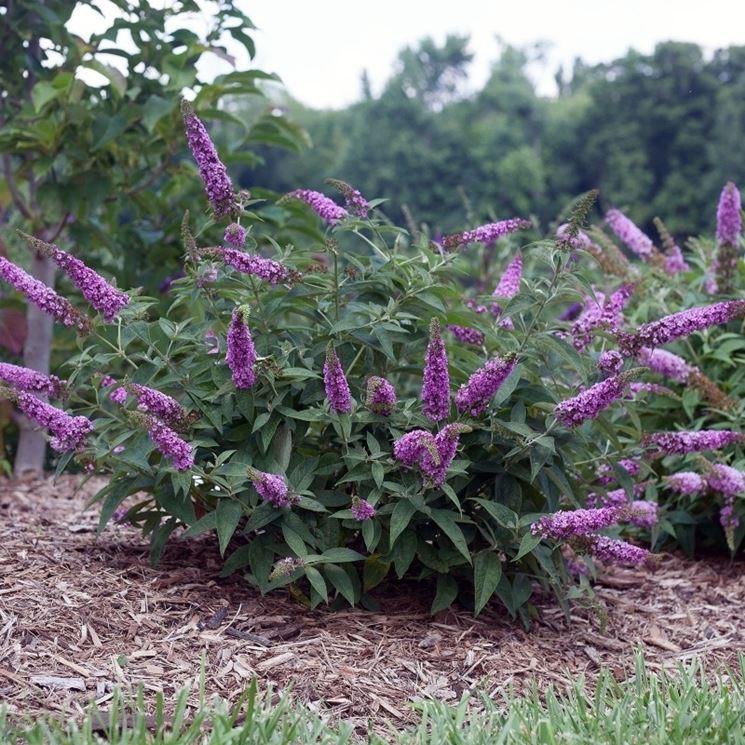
xmin=243 ymin=0 xmax=745 ymax=108
xmin=67 ymin=1 xmax=745 ymax=109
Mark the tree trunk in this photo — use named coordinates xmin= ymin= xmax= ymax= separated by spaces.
xmin=13 ymin=253 xmax=55 ymax=476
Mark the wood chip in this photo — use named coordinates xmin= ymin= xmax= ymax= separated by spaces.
xmin=256 ymin=652 xmax=295 ymax=671
xmin=31 ymin=675 xmax=86 ymax=691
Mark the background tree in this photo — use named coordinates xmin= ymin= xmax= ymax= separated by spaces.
xmin=0 ymin=0 xmax=304 ymax=474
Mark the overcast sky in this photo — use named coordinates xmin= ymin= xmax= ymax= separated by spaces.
xmin=243 ymin=0 xmax=745 ymax=108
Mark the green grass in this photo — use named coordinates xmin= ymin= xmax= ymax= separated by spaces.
xmin=3 ymin=655 xmax=745 ymax=744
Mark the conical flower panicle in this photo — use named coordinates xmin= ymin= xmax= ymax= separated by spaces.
xmin=554 ymin=370 xmax=638 ymax=428
xmin=147 ymin=417 xmax=194 ymax=471
xmin=181 ymin=99 xmax=236 ymax=218
xmin=323 ymin=343 xmax=353 ymax=413
xmin=286 ymin=189 xmax=348 ymax=223
xmin=0 ymin=256 xmax=90 ymax=333
xmin=365 ymin=376 xmax=396 ymax=416
xmin=248 ymin=467 xmax=292 ymax=508
xmin=421 ymin=318 xmax=450 ymax=422
xmin=226 ymin=308 xmax=257 ymax=390
xmin=455 ymin=354 xmax=517 ymax=417
xmin=18 ymin=232 xmax=129 ymax=322
xmin=0 ymin=362 xmax=65 ymax=398
xmin=442 ymin=218 xmax=530 ymax=250
xmin=715 ymin=182 xmax=742 ymax=295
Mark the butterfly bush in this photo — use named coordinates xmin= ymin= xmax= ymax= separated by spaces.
xmin=3 ymin=102 xmax=679 ymax=618
xmin=0 ymin=362 xmax=65 ymax=398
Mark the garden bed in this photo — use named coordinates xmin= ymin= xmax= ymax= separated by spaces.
xmin=1 ymin=475 xmax=744 ymax=731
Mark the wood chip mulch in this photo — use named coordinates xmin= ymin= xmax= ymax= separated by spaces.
xmin=1 ymin=475 xmax=744 ymax=730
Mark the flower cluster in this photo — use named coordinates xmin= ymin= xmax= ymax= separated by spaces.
xmin=531 ymin=506 xmax=621 ymax=540
xmin=664 ymin=471 xmax=706 ymax=495
xmin=716 ymin=181 xmax=742 ymax=247
xmin=637 ymin=347 xmax=694 ymax=384
xmin=365 ymin=376 xmax=396 ymax=416
xmin=492 ymin=253 xmax=523 ymax=299
xmin=209 ymin=247 xmax=289 ymax=284
xmin=644 ymin=430 xmax=744 ymax=457
xmin=12 ymin=390 xmax=92 ymax=452
xmin=226 ymin=308 xmax=257 ymax=389
xmin=598 ymin=350 xmax=623 ymax=374
xmin=324 ymin=343 xmax=353 ymax=413
xmin=707 ymin=464 xmax=745 ymax=497
xmin=556 ymin=223 xmax=593 ymax=251
xmin=421 ymin=318 xmax=450 ymax=421
xmin=182 ymin=100 xmax=236 ymax=217
xmin=570 ymin=284 xmax=634 ymax=351
xmin=448 ymin=324 xmax=485 ymax=346
xmin=248 ymin=467 xmax=292 ymax=508
xmin=554 ymin=371 xmax=633 ymax=428
xmin=19 ymin=233 xmax=130 ymax=322
xmin=224 ymin=223 xmax=247 ymax=247
xmin=393 ymin=424 xmax=469 ymax=487
xmin=147 ymin=418 xmax=194 ymax=471
xmin=619 ymin=300 xmax=745 ymax=355
xmin=455 ymin=354 xmax=517 ymax=417
xmin=605 ymin=209 xmax=655 ymax=259
xmin=441 ymin=218 xmax=531 ymax=250
xmin=351 ymin=498 xmax=376 ymax=521
xmin=326 ymin=179 xmax=370 ymax=217
xmin=0 ymin=256 xmax=89 ymax=332
xmin=595 ymin=458 xmax=640 ymax=486
xmin=130 ymin=383 xmax=188 ymax=428
xmin=588 ymin=535 xmax=649 ymax=566
xmin=664 ymin=245 xmax=689 ymax=275
xmin=0 ymin=362 xmax=65 ymax=398
xmin=287 ymin=189 xmax=348 ymax=223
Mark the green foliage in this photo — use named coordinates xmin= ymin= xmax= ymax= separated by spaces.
xmin=47 ymin=140 xmax=647 ymax=617
xmin=246 ymin=39 xmax=745 ymax=239
xmin=573 ymin=202 xmax=745 ymax=556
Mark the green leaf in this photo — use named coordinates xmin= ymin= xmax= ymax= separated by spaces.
xmin=304 ymin=566 xmax=327 ymax=601
xmin=514 ymin=531 xmax=542 ymax=562
xmin=431 ymin=574 xmax=458 ymax=614
xmin=473 ymin=552 xmax=503 ymax=616
xmin=474 ymin=498 xmax=519 ymax=528
xmin=180 ymin=511 xmax=218 ymax=539
xmin=431 ymin=509 xmax=472 ymax=564
xmin=324 ymin=564 xmax=356 ymax=605
xmin=282 ymin=524 xmax=307 ymax=556
xmin=216 ymin=500 xmax=243 ymax=556
xmin=142 ymin=95 xmax=175 ymax=132
xmin=319 ymin=547 xmax=366 ymax=563
xmin=389 ymin=499 xmax=417 ymax=547
xmin=390 ymin=530 xmax=417 ymax=578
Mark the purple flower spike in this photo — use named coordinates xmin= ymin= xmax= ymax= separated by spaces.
xmin=287 ymin=189 xmax=348 ymax=223
xmin=324 ymin=343 xmax=353 ymax=413
xmin=598 ymin=350 xmax=623 ymax=374
xmin=557 ymin=223 xmax=593 ymax=251
xmin=0 ymin=256 xmax=90 ymax=333
xmin=717 ymin=182 xmax=742 ymax=247
xmin=393 ymin=429 xmax=441 ymax=484
xmin=421 ymin=318 xmax=450 ymax=422
xmin=19 ymin=233 xmax=129 ymax=322
xmin=226 ymin=308 xmax=257 ymax=390
xmin=448 ymin=324 xmax=485 ymax=346
xmin=619 ymin=300 xmax=745 ymax=356
xmin=442 ymin=218 xmax=531 ymax=250
xmin=224 ymin=223 xmax=247 ymax=247
xmin=0 ymin=362 xmax=65 ymax=398
xmin=182 ymin=100 xmax=236 ymax=217
xmin=554 ymin=371 xmax=632 ymax=428
xmin=130 ymin=384 xmax=187 ymax=428
xmin=365 ymin=376 xmax=396 ymax=416
xmin=455 ymin=354 xmax=517 ymax=418
xmin=351 ymin=498 xmax=376 ymax=521
xmin=571 ymin=284 xmax=635 ymax=351
xmin=664 ymin=471 xmax=706 ymax=495
xmin=605 ymin=209 xmax=654 ymax=260
xmin=559 ymin=302 xmax=583 ymax=322
xmin=492 ymin=253 xmax=523 ymax=299
xmin=644 ymin=430 xmax=744 ymax=458
xmin=12 ymin=390 xmax=92 ymax=452
xmin=210 ymin=247 xmax=289 ymax=284
xmin=248 ymin=467 xmax=292 ymax=508
xmin=588 ymin=535 xmax=649 ymax=566
xmin=531 ymin=506 xmax=620 ymax=540
xmin=637 ymin=347 xmax=694 ymax=384
xmin=707 ymin=464 xmax=745 ymax=496
xmin=147 ymin=418 xmax=194 ymax=471
xmin=621 ymin=501 xmax=658 ymax=528
xmin=664 ymin=244 xmax=689 ymax=275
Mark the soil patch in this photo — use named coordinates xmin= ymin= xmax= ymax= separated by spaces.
xmin=1 ymin=475 xmax=744 ymax=729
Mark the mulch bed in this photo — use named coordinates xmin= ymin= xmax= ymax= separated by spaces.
xmin=1 ymin=475 xmax=744 ymax=730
